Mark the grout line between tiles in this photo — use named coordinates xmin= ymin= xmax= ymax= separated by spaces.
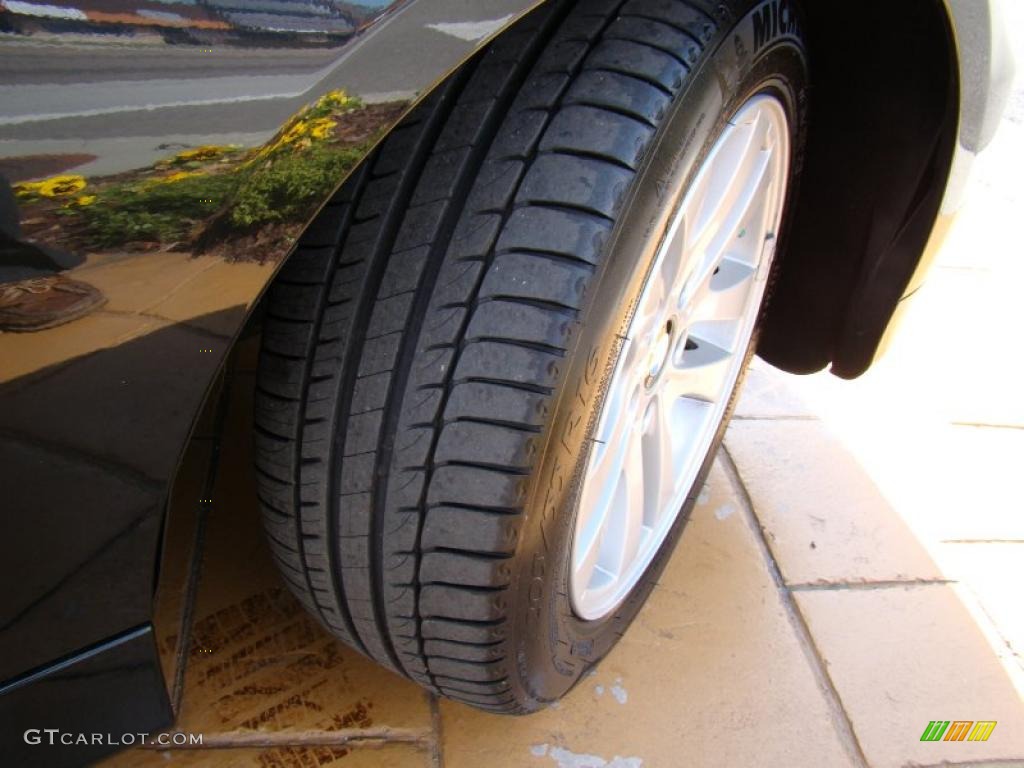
xmin=901 ymin=760 xmax=1024 ymax=768
xmin=141 ymin=727 xmax=434 ymax=750
xmin=949 ymin=421 xmax=1024 ymax=431
xmin=941 ymin=539 xmax=1024 ymax=545
xmin=731 ymin=414 xmax=820 ymax=421
xmin=428 ymin=692 xmax=445 ymax=768
xmin=789 ymin=579 xmax=955 ymax=592
xmin=718 ymin=446 xmax=870 ymax=768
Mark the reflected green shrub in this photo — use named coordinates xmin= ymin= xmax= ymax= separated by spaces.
xmin=30 ymin=90 xmax=387 ymax=251
xmin=73 ymin=171 xmax=239 ymax=248
xmin=230 ymin=142 xmax=365 ymax=228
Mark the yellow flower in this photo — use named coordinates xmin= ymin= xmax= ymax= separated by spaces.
xmin=15 ymin=174 xmax=87 ymax=198
xmin=309 ymin=118 xmax=336 ymax=140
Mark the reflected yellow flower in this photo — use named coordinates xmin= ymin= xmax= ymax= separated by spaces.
xmin=15 ymin=174 xmax=88 ymax=198
xmin=249 ymin=90 xmax=361 ymax=162
xmin=67 ymin=194 xmax=97 ymax=207
xmin=279 ymin=121 xmax=309 ymax=145
xmin=175 ymin=145 xmax=225 ymax=163
xmin=156 ymin=144 xmax=238 ymax=168
xmin=309 ymin=118 xmax=336 ymax=140
xmin=318 ymin=89 xmax=356 ymax=111
xmin=161 ymin=171 xmax=203 ymax=184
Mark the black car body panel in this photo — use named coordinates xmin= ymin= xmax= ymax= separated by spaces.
xmin=0 ymin=626 xmax=171 ymax=768
xmin=0 ymin=0 xmax=1012 ymax=763
xmin=0 ymin=1 xmax=540 ymax=761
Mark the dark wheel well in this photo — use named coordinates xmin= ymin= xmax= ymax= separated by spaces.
xmin=758 ymin=0 xmax=959 ymax=378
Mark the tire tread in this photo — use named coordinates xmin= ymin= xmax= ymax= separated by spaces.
xmin=255 ymin=0 xmax=719 ymax=712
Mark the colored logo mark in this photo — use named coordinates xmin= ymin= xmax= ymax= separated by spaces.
xmin=920 ymin=721 xmax=997 ymax=742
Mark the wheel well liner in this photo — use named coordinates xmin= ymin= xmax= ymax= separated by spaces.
xmin=758 ymin=0 xmax=959 ymax=378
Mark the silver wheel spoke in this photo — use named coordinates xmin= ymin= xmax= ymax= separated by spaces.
xmin=570 ymin=95 xmax=791 ymax=621
xmin=697 ymin=146 xmax=773 ymax=273
xmin=684 ymin=116 xmax=761 ymax=259
xmin=690 ymin=257 xmax=757 ymax=325
xmin=579 ymin=424 xmax=628 ymax=552
xmin=573 ymin=497 xmax=607 ymax=601
xmin=644 ymin=391 xmax=678 ymax=523
xmin=670 ymin=329 xmax=734 ymax=403
xmin=616 ymin=432 xmax=647 ymax=575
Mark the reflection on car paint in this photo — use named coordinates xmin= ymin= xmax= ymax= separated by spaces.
xmin=0 ymin=0 xmax=401 ymax=44
xmin=11 ymin=90 xmax=405 ymax=257
xmin=0 ymin=0 xmax=538 ymax=699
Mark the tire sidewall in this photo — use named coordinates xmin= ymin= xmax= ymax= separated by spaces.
xmin=508 ymin=0 xmax=810 ymax=707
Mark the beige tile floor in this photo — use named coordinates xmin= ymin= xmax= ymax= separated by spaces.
xmin=101 ymin=19 xmax=1024 ymax=768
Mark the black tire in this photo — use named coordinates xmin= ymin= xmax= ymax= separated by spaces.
xmin=255 ymin=0 xmax=808 ymax=713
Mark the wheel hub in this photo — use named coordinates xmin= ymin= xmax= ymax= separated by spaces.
xmin=569 ymin=94 xmax=792 ymax=621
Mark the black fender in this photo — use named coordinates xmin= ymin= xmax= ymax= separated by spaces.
xmin=0 ymin=2 xmax=539 ymax=763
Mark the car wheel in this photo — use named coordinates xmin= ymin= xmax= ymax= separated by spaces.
xmin=254 ymin=0 xmax=807 ymax=713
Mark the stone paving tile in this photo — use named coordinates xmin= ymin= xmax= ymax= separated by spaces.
xmin=936 ymin=543 xmax=1024 ymax=673
xmin=725 ymin=420 xmax=943 ymax=586
xmin=851 ymin=424 xmax=1024 ymax=546
xmin=887 ymin=267 xmax=1024 ymax=429
xmin=440 ymin=460 xmax=859 ymax=768
xmin=734 ymin=358 xmax=822 ymax=420
xmin=776 ymin=420 xmax=1024 ymax=548
xmin=795 ymin=586 xmax=1024 ymax=768
xmin=171 ymin=372 xmax=434 ymax=739
xmin=890 ymin=106 xmax=1024 ymax=430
